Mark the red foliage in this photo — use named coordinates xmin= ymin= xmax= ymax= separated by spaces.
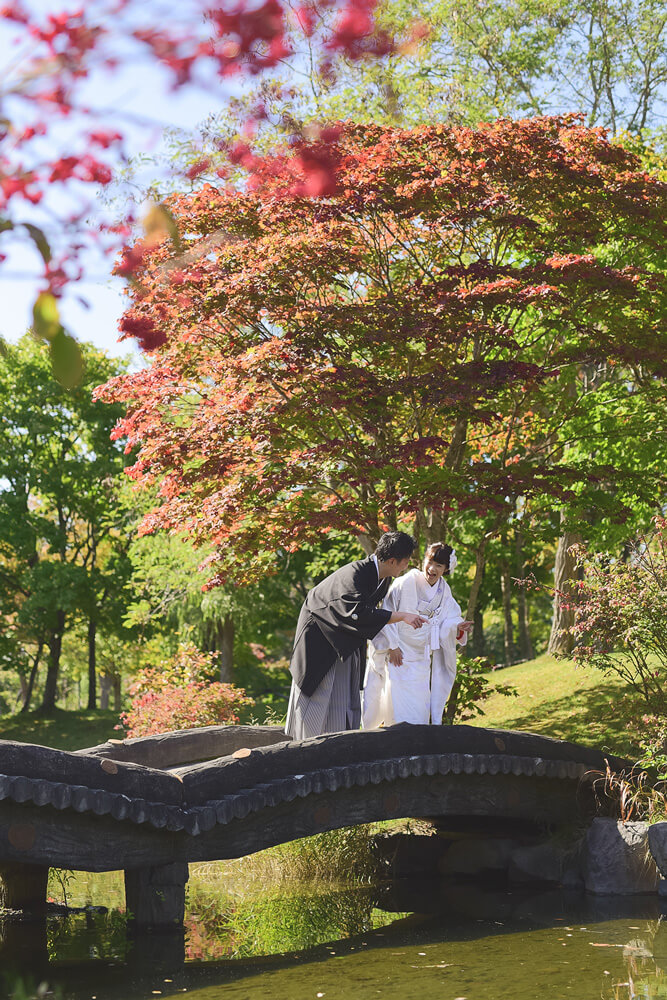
xmin=327 ymin=0 xmax=392 ymax=58
xmin=185 ymin=157 xmax=212 ymax=180
xmin=94 ymin=117 xmax=667 ymax=580
xmin=120 ymin=680 xmax=252 ymax=738
xmin=118 ymin=311 xmax=167 ymax=351
xmin=115 ymin=243 xmax=148 ymax=277
xmin=292 ymin=142 xmax=342 ymax=196
xmin=119 ymin=644 xmax=253 ymax=737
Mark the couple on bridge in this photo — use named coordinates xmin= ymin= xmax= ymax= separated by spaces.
xmin=285 ymin=531 xmax=472 ymax=740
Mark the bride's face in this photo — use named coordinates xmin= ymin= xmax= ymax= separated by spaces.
xmin=422 ymin=557 xmax=447 ymax=587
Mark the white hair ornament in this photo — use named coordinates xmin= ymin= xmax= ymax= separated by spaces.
xmin=448 ymin=548 xmax=458 ymax=572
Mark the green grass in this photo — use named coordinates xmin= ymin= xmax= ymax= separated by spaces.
xmin=0 ymin=708 xmax=119 ymax=751
xmin=473 ymin=653 xmax=645 ymax=758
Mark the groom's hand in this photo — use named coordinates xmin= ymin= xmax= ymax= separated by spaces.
xmin=400 ymin=612 xmax=428 ymax=629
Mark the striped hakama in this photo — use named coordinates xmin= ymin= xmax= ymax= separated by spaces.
xmin=284 ymin=649 xmax=362 ymax=740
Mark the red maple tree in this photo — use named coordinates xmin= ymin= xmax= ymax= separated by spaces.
xmin=97 ymin=116 xmax=667 ymax=585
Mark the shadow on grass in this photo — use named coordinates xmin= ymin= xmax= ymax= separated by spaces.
xmin=0 ymin=707 xmax=119 ymax=751
xmin=481 ymin=676 xmax=646 ymax=758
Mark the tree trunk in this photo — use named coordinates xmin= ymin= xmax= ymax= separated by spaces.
xmin=465 ymin=538 xmax=489 ymax=624
xmin=113 ymin=674 xmax=122 ymax=712
xmin=87 ymin=616 xmax=97 ymax=710
xmin=514 ymin=525 xmax=534 ymax=661
xmin=444 ymin=532 xmax=490 ymax=723
xmin=356 ymin=533 xmax=375 ymax=555
xmin=469 ymin=606 xmax=486 ymax=658
xmin=219 ymin=614 xmax=235 ymax=683
xmin=500 ymin=553 xmax=515 ymax=667
xmin=19 ymin=641 xmax=43 ymax=713
xmin=547 ymin=529 xmax=583 ymax=655
xmin=99 ymin=672 xmax=113 ymax=711
xmin=516 ymin=585 xmax=534 ymax=661
xmin=425 ymin=508 xmax=445 ymax=545
xmin=40 ymin=613 xmax=65 ymax=715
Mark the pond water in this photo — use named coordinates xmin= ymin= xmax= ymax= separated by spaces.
xmin=2 ymin=866 xmax=667 ymax=1000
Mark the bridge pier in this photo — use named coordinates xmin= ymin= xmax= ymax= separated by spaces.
xmin=0 ymin=863 xmax=49 ymax=913
xmin=124 ymin=862 xmax=189 ymax=928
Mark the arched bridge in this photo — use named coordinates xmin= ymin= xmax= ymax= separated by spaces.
xmin=0 ymin=724 xmax=630 ymax=924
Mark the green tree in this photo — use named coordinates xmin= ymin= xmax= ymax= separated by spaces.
xmin=0 ymin=335 xmax=133 ymax=714
xmin=124 ymin=493 xmax=362 ymax=683
xmin=328 ymin=0 xmax=667 ymax=137
xmin=164 ymin=0 xmax=667 ymax=189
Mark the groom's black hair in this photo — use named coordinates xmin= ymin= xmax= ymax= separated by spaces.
xmin=375 ymin=531 xmax=415 ymax=562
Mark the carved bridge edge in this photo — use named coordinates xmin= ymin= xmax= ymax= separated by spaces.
xmin=0 ymin=753 xmax=593 ymax=836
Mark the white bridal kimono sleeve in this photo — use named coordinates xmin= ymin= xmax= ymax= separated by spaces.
xmin=430 ymin=588 xmax=467 ymax=725
xmin=360 ymin=579 xmax=403 ymax=729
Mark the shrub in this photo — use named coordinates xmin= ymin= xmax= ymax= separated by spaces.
xmin=128 ymin=641 xmax=219 ymax=694
xmin=119 ymin=642 xmax=253 ymax=737
xmin=444 ymin=656 xmax=517 ymax=723
xmin=628 ymin=714 xmax=667 ymax=780
xmin=568 ymin=518 xmax=667 ymax=714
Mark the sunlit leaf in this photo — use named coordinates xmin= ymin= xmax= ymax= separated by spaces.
xmin=32 ymin=292 xmax=61 ymax=341
xmin=143 ymin=202 xmax=183 ymax=253
xmin=50 ymin=329 xmax=84 ymax=388
xmin=24 ymin=223 xmax=52 ymax=264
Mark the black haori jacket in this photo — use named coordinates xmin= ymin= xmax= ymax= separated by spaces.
xmin=289 ymin=556 xmax=393 ymax=697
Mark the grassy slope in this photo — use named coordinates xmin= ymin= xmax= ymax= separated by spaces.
xmin=473 ymin=653 xmax=644 ymax=758
xmin=0 ymin=708 xmax=119 ymax=751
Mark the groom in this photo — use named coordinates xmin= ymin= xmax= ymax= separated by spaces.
xmin=285 ymin=531 xmax=427 ymax=740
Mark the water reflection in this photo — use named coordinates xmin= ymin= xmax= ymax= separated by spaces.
xmin=1 ymin=868 xmax=667 ymax=1000
xmin=185 ymin=864 xmax=407 ymax=960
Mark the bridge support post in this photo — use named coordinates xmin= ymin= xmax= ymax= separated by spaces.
xmin=124 ymin=862 xmax=189 ymax=928
xmin=0 ymin=863 xmax=49 ymax=912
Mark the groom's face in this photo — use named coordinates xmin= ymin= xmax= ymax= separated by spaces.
xmin=387 ymin=555 xmax=412 ymax=577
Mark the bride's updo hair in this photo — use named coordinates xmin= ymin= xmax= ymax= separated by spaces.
xmin=425 ymin=542 xmax=454 ymax=573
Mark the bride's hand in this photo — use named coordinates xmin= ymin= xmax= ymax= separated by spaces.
xmin=388 ymin=648 xmax=403 ymax=666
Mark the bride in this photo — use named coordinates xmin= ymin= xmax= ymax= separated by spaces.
xmin=361 ymin=542 xmax=471 ymax=727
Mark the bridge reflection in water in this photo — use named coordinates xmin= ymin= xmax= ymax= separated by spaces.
xmin=0 ymin=723 xmax=631 ymax=927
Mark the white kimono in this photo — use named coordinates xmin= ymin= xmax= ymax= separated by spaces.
xmin=361 ymin=569 xmax=467 ymax=727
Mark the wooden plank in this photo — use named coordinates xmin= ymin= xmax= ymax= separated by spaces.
xmin=80 ymin=725 xmax=288 ymax=770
